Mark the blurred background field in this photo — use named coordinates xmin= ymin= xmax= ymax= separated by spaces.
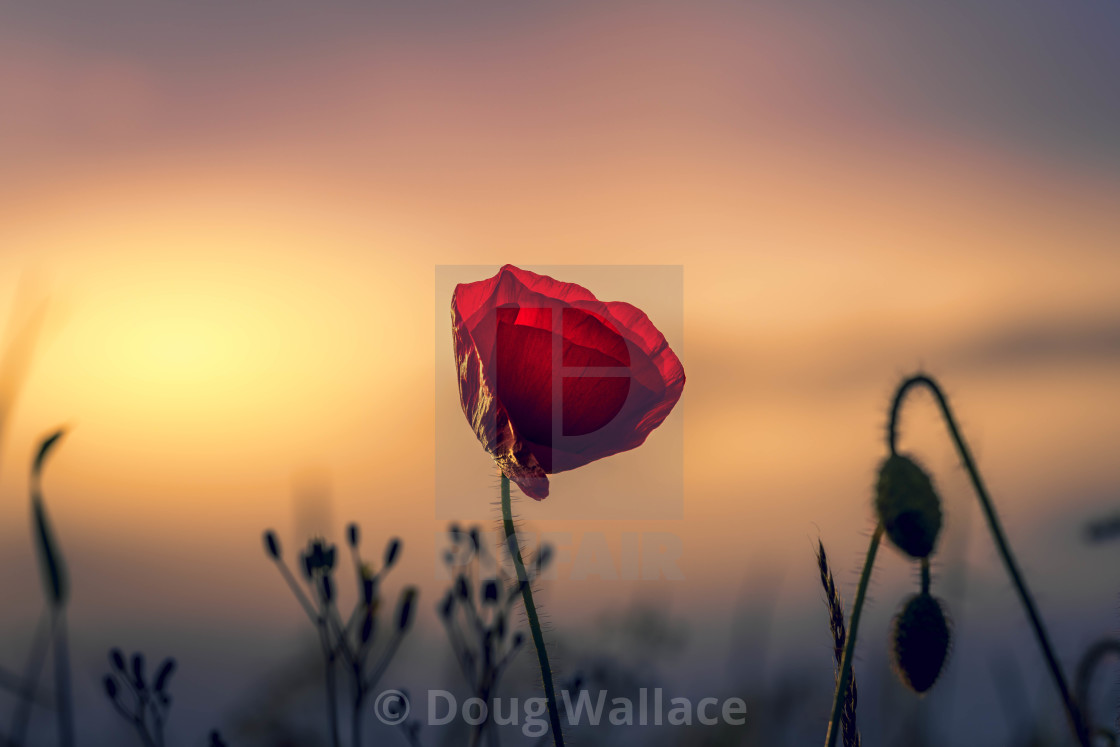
xmin=1 ymin=1 xmax=1118 ymax=744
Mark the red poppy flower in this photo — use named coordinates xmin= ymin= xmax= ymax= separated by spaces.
xmin=452 ymin=265 xmax=685 ymax=499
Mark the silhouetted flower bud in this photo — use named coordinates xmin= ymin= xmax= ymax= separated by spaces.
xmin=511 ymin=632 xmax=525 ymax=649
xmin=482 ymin=579 xmax=499 ymax=604
xmin=110 ymin=648 xmax=126 ymax=671
xmin=439 ymin=591 xmax=455 ymax=620
xmin=103 ymin=675 xmax=118 ymax=700
xmin=536 ymin=544 xmax=553 ymax=570
xmin=890 ymin=592 xmax=951 ymax=694
xmin=384 ymin=538 xmax=401 ymax=569
xmin=397 ymin=587 xmax=418 ymax=631
xmin=154 ymin=658 xmax=177 ymax=693
xmin=347 ymin=523 xmax=360 ymax=548
xmin=456 ymin=574 xmax=471 ymax=601
xmin=131 ymin=653 xmax=146 ymax=690
xmin=263 ymin=530 xmax=281 ymax=560
xmin=469 ymin=527 xmax=480 ymax=551
xmin=361 ymin=564 xmax=376 ymax=605
xmin=303 ymin=539 xmax=337 ymax=576
xmin=875 ymin=454 xmax=943 ymax=559
xmin=449 ymin=523 xmax=461 ymax=543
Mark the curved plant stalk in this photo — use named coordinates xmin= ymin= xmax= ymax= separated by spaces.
xmin=31 ymin=428 xmax=74 ymax=747
xmin=500 ymin=474 xmax=564 ymax=747
xmin=888 ymin=374 xmax=1090 ymax=747
xmin=824 ymin=524 xmax=882 ymax=747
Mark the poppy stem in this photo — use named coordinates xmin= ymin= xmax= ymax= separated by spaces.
xmin=824 ymin=522 xmax=882 ymax=747
xmin=500 ymin=474 xmax=565 ymax=747
xmin=887 ymin=374 xmax=1090 ymax=747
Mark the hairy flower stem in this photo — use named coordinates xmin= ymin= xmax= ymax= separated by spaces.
xmin=825 ymin=524 xmax=883 ymax=747
xmin=888 ymin=374 xmax=1090 ymax=747
xmin=500 ymin=474 xmax=564 ymax=747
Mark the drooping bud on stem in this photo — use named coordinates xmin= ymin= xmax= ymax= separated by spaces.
xmin=875 ymin=454 xmax=943 ymax=559
xmin=890 ymin=592 xmax=951 ymax=694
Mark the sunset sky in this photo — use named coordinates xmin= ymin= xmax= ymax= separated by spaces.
xmin=1 ymin=2 xmax=1118 ymax=743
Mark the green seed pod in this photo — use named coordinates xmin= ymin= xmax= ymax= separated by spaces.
xmin=890 ymin=592 xmax=951 ymax=694
xmin=875 ymin=453 xmax=943 ymax=559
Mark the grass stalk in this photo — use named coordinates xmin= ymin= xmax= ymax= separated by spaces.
xmin=316 ymin=621 xmax=340 ymax=747
xmin=52 ymin=610 xmax=74 ymax=747
xmin=824 ymin=523 xmax=882 ymax=747
xmin=8 ymin=611 xmax=54 ymax=745
xmin=817 ymin=540 xmax=861 ymax=747
xmin=499 ymin=474 xmax=564 ymax=747
xmin=351 ymin=689 xmax=363 ymax=747
xmin=888 ymin=374 xmax=1090 ymax=747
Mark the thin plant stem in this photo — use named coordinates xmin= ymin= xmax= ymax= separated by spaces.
xmin=273 ymin=560 xmax=318 ymax=624
xmin=320 ymin=626 xmax=340 ymax=747
xmin=351 ymin=688 xmax=363 ymax=747
xmin=466 ymin=683 xmax=497 ymax=747
xmin=485 ymin=687 xmax=500 ymax=747
xmin=0 ymin=666 xmax=48 ymax=704
xmin=888 ymin=374 xmax=1090 ymax=747
xmin=151 ymin=702 xmax=165 ymax=747
xmin=321 ymin=627 xmax=340 ymax=747
xmin=366 ymin=633 xmax=404 ymax=691
xmin=52 ymin=609 xmax=74 ymax=747
xmin=8 ymin=610 xmax=53 ymax=745
xmin=500 ymin=474 xmax=564 ymax=747
xmin=106 ymin=693 xmax=156 ymax=747
xmin=824 ymin=523 xmax=883 ymax=747
xmin=313 ymin=593 xmax=341 ymax=747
